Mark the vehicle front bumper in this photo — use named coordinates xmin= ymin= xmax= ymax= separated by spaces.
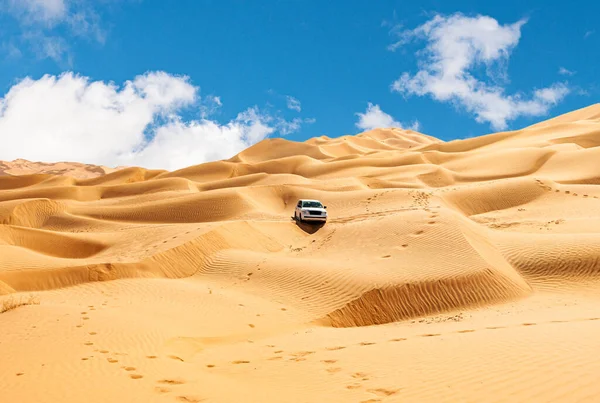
xmin=301 ymin=216 xmax=327 ymax=222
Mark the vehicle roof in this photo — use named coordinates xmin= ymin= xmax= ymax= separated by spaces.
xmin=298 ymin=199 xmax=321 ymax=202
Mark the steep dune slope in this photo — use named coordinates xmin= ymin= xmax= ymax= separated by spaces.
xmin=2 ymin=105 xmax=600 ymax=403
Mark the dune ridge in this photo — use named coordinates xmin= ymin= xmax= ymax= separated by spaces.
xmin=2 ymin=105 xmax=600 ymax=402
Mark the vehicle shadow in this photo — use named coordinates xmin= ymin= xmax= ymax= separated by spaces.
xmin=291 ymin=216 xmax=325 ymax=234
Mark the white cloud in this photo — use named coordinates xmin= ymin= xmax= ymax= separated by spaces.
xmin=558 ymin=67 xmax=575 ymax=76
xmin=127 ymin=109 xmax=275 ymax=169
xmin=2 ymin=0 xmax=113 ymax=63
xmin=199 ymin=95 xmax=222 ymax=118
xmin=355 ymin=103 xmax=420 ymax=131
xmin=584 ymin=30 xmax=595 ymax=39
xmin=286 ymin=95 xmax=302 ymax=112
xmin=276 ymin=117 xmax=315 ymax=135
xmin=389 ymin=13 xmax=570 ymax=130
xmin=0 ymin=71 xmax=306 ymax=170
xmin=21 ymin=32 xmax=70 ymax=64
xmin=6 ymin=0 xmax=67 ymax=25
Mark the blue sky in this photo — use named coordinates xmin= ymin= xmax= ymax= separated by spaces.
xmin=0 ymin=0 xmax=597 ymax=169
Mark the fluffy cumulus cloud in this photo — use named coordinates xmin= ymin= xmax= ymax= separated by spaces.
xmin=389 ymin=13 xmax=570 ymax=130
xmin=355 ymin=103 xmax=420 ymax=131
xmin=0 ymin=72 xmax=309 ymax=170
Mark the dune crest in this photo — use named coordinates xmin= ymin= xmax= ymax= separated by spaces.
xmin=3 ymin=105 xmax=600 ymax=402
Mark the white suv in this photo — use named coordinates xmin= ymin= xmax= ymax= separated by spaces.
xmin=294 ymin=199 xmax=328 ymax=223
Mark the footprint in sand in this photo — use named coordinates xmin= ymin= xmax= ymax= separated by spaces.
xmin=368 ymin=388 xmax=400 ymax=397
xmin=413 ymin=230 xmax=425 ymax=236
xmin=158 ymin=379 xmax=186 ymax=385
xmin=154 ymin=387 xmax=171 ymax=394
xmin=321 ymin=359 xmax=337 ymax=364
xmin=107 ymin=358 xmax=118 ymax=363
xmin=293 ymin=351 xmax=315 ymax=358
xmin=389 ymin=338 xmax=406 ymax=342
xmin=146 ymin=355 xmax=157 ymax=359
xmin=88 ymin=332 xmax=97 ymax=336
xmin=16 ymin=372 xmax=24 ymax=376
xmin=176 ymin=396 xmax=202 ymax=403
xmin=352 ymin=372 xmax=370 ymax=381
xmin=420 ymin=333 xmax=441 ymax=337
xmin=457 ymin=329 xmax=475 ymax=333
xmin=206 ymin=364 xmax=215 ymax=368
xmin=84 ymin=342 xmax=94 ymax=346
xmin=381 ymin=255 xmax=391 ymax=259
xmin=326 ymin=346 xmax=346 ymax=351
xmin=346 ymin=383 xmax=362 ymax=390
xmin=82 ymin=317 xmax=90 ymax=320
xmin=358 ymin=342 xmax=375 ymax=346
xmin=129 ymin=374 xmax=143 ymax=380
xmin=123 ymin=366 xmax=136 ymax=371
xmin=232 ymin=360 xmax=250 ymax=364
xmin=99 ymin=350 xmax=109 ymax=354
xmin=521 ymin=323 xmax=536 ymax=326
xmin=168 ymin=355 xmax=184 ymax=362
xmin=326 ymin=367 xmax=342 ymax=374
xmin=267 ymin=356 xmax=283 ymax=361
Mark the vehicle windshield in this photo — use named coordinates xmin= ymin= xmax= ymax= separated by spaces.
xmin=302 ymin=201 xmax=323 ymax=208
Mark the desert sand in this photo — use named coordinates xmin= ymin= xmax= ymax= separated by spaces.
xmin=0 ymin=159 xmax=123 ymax=179
xmin=2 ymin=104 xmax=600 ymax=403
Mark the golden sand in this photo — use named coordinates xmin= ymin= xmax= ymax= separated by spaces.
xmin=2 ymin=104 xmax=600 ymax=402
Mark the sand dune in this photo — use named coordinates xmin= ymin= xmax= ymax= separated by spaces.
xmin=2 ymin=104 xmax=600 ymax=402
xmin=0 ymin=158 xmax=128 ymax=179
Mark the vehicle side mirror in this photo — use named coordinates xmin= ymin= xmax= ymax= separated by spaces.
xmin=324 ymin=206 xmax=327 ymax=209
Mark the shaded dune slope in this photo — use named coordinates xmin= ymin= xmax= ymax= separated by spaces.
xmin=2 ymin=106 xmax=600 ymax=327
